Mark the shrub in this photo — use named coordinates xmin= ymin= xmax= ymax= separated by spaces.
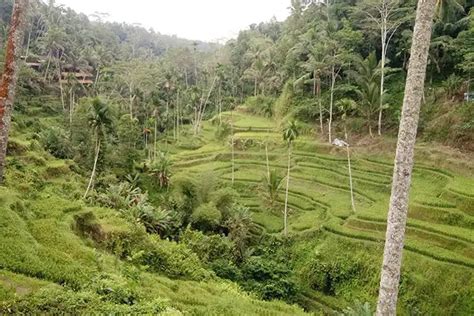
xmin=0 ymin=284 xmax=173 ymax=314
xmin=171 ymin=175 xmax=200 ymax=224
xmin=241 ymin=256 xmax=298 ymax=301
xmin=214 ymin=122 xmax=232 ymax=141
xmin=87 ymin=273 xmax=137 ymax=305
xmin=210 ymin=187 xmax=239 ymax=220
xmin=181 ymin=229 xmax=235 ymax=263
xmin=133 ymin=236 xmax=213 ymax=281
xmin=244 ymin=95 xmax=275 ymax=117
xmin=302 ymin=252 xmax=365 ymax=296
xmin=191 ymin=203 xmax=222 ymax=232
xmin=209 ymin=259 xmax=242 ymax=281
xmin=39 ymin=127 xmax=73 ymax=159
xmin=72 ymin=211 xmax=104 ymax=243
xmin=103 ymin=225 xmax=212 ymax=281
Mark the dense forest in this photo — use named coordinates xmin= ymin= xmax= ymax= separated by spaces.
xmin=0 ymin=0 xmax=473 ymax=314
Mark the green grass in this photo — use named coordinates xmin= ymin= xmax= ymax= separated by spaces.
xmin=3 ymin=105 xmax=474 ymax=314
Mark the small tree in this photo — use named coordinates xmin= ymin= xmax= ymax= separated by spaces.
xmin=282 ymin=120 xmax=299 ymax=236
xmin=149 ymin=152 xmax=172 ymax=189
xmin=225 ymin=205 xmax=253 ymax=261
xmin=262 ymin=169 xmax=284 ymax=208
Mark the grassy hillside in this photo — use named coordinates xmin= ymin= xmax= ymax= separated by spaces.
xmin=0 ymin=102 xmax=307 ymax=315
xmin=0 ymin=99 xmax=473 ymax=314
xmin=170 ymin=110 xmax=474 ymax=314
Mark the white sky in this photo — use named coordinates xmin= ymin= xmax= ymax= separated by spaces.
xmin=54 ymin=0 xmax=291 ymax=42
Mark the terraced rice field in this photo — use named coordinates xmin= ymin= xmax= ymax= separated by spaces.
xmin=172 ymin=112 xmax=474 ymax=270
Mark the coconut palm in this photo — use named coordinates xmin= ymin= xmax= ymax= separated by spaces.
xmin=262 ymin=169 xmax=284 ymax=208
xmin=376 ymin=0 xmax=438 ymax=313
xmin=337 ymin=98 xmax=357 ymax=214
xmin=149 ymin=152 xmax=172 ymax=189
xmin=83 ymin=98 xmax=112 ymax=199
xmin=225 ymin=205 xmax=253 ymax=261
xmin=282 ymin=120 xmax=300 ymax=236
xmin=349 ymin=52 xmax=388 ymax=137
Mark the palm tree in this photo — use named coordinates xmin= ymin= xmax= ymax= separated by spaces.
xmin=349 ymin=52 xmax=386 ymax=137
xmin=337 ymin=98 xmax=357 ymax=214
xmin=376 ymin=0 xmax=437 ymax=313
xmin=0 ymin=0 xmax=29 ymax=184
xmin=149 ymin=152 xmax=172 ymax=189
xmin=435 ymin=0 xmax=465 ymax=22
xmin=262 ymin=169 xmax=284 ymax=208
xmin=282 ymin=120 xmax=299 ymax=236
xmin=83 ymin=98 xmax=112 ymax=199
xmin=225 ymin=205 xmax=253 ymax=261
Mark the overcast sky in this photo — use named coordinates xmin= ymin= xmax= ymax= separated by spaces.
xmin=54 ymin=0 xmax=291 ymax=42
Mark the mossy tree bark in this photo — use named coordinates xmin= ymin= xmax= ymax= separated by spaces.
xmin=0 ymin=0 xmax=29 ymax=183
xmin=376 ymin=0 xmax=437 ymax=314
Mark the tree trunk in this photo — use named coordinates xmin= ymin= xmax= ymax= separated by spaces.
xmin=176 ymin=89 xmax=180 ymax=142
xmin=254 ymin=76 xmax=258 ymax=96
xmin=153 ymin=109 xmax=158 ymax=161
xmin=378 ymin=28 xmax=387 ymax=136
xmin=129 ymin=90 xmax=135 ymax=118
xmin=57 ymin=60 xmax=65 ymax=111
xmin=24 ymin=28 xmax=31 ymax=59
xmin=328 ymin=66 xmax=336 ymax=143
xmin=44 ymin=51 xmax=51 ymax=81
xmin=284 ymin=143 xmax=292 ymax=236
xmin=231 ymin=110 xmax=235 ymax=186
xmin=83 ymin=137 xmax=101 ymax=199
xmin=265 ymin=142 xmax=270 ymax=180
xmin=0 ymin=0 xmax=29 ymax=183
xmin=376 ymin=0 xmax=436 ymax=314
xmin=344 ymin=125 xmax=356 ymax=213
xmin=317 ymin=74 xmax=323 ymax=135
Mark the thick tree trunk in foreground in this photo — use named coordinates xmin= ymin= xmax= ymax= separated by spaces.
xmin=0 ymin=0 xmax=29 ymax=183
xmin=376 ymin=0 xmax=436 ymax=314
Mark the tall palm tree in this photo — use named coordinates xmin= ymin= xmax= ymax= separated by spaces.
xmin=282 ymin=120 xmax=299 ymax=236
xmin=376 ymin=0 xmax=437 ymax=314
xmin=0 ymin=0 xmax=29 ymax=184
xmin=83 ymin=98 xmax=112 ymax=199
xmin=337 ymin=98 xmax=357 ymax=214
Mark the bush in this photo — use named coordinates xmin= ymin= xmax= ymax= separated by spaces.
xmin=103 ymin=223 xmax=212 ymax=281
xmin=0 ymin=283 xmax=173 ymax=314
xmin=181 ymin=229 xmax=235 ymax=263
xmin=210 ymin=187 xmax=239 ymax=221
xmin=244 ymin=95 xmax=276 ymax=117
xmin=39 ymin=127 xmax=73 ymax=159
xmin=191 ymin=203 xmax=222 ymax=232
xmin=302 ymin=252 xmax=365 ymax=296
xmin=171 ymin=175 xmax=200 ymax=224
xmin=209 ymin=259 xmax=242 ymax=281
xmin=72 ymin=211 xmax=104 ymax=243
xmin=133 ymin=236 xmax=213 ymax=281
xmin=241 ymin=256 xmax=298 ymax=301
xmin=214 ymin=122 xmax=232 ymax=141
xmin=87 ymin=273 xmax=137 ymax=305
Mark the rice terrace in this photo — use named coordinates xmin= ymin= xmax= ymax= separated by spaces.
xmin=0 ymin=0 xmax=473 ymax=314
